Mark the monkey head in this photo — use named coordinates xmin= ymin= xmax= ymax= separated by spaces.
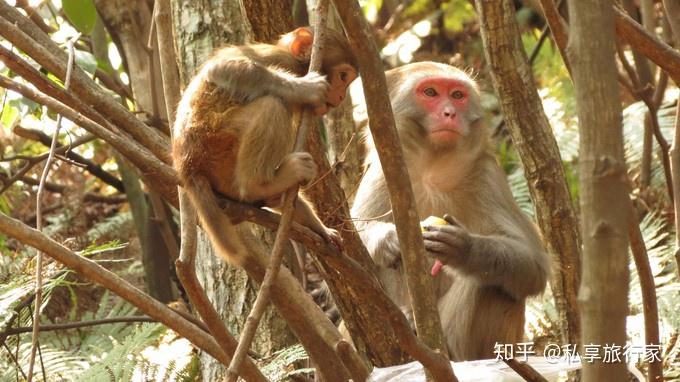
xmin=387 ymin=62 xmax=484 ymax=151
xmin=279 ymin=27 xmax=359 ymax=115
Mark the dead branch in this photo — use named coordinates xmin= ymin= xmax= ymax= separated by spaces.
xmin=28 ymin=37 xmax=76 ymax=382
xmin=332 ymin=0 xmax=451 ymax=367
xmin=1 ymin=316 xmax=156 ymax=335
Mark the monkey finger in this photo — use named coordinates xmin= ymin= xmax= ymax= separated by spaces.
xmin=423 ymin=239 xmax=451 ymax=258
xmin=443 ymin=214 xmax=465 ymax=228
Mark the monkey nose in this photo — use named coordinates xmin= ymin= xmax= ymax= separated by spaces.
xmin=443 ymin=107 xmax=456 ymax=119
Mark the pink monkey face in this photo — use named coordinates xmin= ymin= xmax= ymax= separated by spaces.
xmin=414 ymin=77 xmax=472 ymax=146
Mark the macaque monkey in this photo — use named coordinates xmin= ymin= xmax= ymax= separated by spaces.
xmin=351 ymin=62 xmax=550 ymax=361
xmin=173 ymin=27 xmax=358 ymax=264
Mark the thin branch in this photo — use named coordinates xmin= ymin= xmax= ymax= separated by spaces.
xmin=226 ymin=3 xmax=332 ymax=381
xmin=28 ymin=35 xmax=77 ymax=382
xmin=617 ymin=43 xmax=674 ymax=202
xmin=627 ymin=202 xmax=663 ymax=382
xmin=1 ymin=316 xmax=156 ymax=335
xmin=537 ymin=0 xmax=572 ymax=74
xmin=331 ymin=2 xmax=455 ymax=381
xmin=614 ymin=6 xmax=680 ymax=84
xmin=12 ymin=125 xmax=125 ymax=192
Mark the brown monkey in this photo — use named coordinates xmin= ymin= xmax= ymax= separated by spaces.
xmin=351 ymin=62 xmax=550 ymax=361
xmin=173 ymin=27 xmax=358 ymax=264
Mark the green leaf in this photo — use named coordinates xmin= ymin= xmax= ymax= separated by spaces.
xmin=63 ymin=0 xmax=97 ymax=35
xmin=75 ymin=50 xmax=98 ymax=75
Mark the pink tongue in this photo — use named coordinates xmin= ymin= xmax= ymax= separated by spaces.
xmin=430 ymin=260 xmax=443 ymax=276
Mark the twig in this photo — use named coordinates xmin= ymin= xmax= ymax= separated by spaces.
xmin=12 ymin=126 xmax=124 ymax=192
xmin=1 ymin=316 xmax=156 ymax=335
xmin=226 ymin=3 xmax=331 ymax=381
xmin=27 ymin=34 xmax=77 ymax=382
xmin=1 ymin=340 xmax=28 ymax=380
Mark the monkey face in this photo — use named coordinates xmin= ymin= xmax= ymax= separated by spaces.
xmin=313 ymin=63 xmax=358 ymax=116
xmin=414 ymin=77 xmax=473 ymax=148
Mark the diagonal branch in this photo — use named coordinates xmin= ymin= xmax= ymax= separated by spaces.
xmin=226 ymin=3 xmax=335 ymax=380
xmin=331 ymin=2 xmax=454 ymax=380
xmin=0 ymin=212 xmax=268 ymax=382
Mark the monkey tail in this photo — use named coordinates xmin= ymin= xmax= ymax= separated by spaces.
xmin=184 ymin=175 xmax=248 ymax=265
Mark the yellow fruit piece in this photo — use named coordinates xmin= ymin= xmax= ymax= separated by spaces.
xmin=420 ymin=216 xmax=448 ymax=231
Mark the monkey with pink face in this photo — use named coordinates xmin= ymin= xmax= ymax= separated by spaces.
xmin=352 ymin=62 xmax=550 ymax=361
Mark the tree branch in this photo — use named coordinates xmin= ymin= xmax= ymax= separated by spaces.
xmin=331 ymin=3 xmax=452 ymax=377
xmin=0 ymin=212 xmax=269 ymax=382
xmin=12 ymin=125 xmax=125 ymax=193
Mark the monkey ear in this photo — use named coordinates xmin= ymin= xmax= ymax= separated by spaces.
xmin=288 ymin=27 xmax=314 ymax=61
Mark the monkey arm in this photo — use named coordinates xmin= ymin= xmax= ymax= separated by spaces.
xmin=459 ymin=230 xmax=549 ymax=301
xmin=203 ymin=55 xmax=327 ymax=105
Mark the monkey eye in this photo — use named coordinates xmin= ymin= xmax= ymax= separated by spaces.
xmin=423 ymin=88 xmax=438 ymax=97
xmin=340 ymin=71 xmax=348 ymax=82
xmin=451 ymin=90 xmax=465 ymax=99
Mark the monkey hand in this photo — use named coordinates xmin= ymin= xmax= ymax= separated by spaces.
xmin=422 ymin=214 xmax=472 ymax=270
xmin=320 ymin=227 xmax=343 ymax=251
xmin=282 ymin=71 xmax=329 ymax=107
xmin=369 ymin=223 xmax=402 ymax=269
xmin=278 ymin=152 xmax=318 ymax=187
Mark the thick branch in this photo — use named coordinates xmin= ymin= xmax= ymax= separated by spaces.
xmin=614 ymin=6 xmax=680 ymax=84
xmin=331 ymin=0 xmax=451 ymax=369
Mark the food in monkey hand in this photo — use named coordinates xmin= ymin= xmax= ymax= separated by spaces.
xmin=420 ymin=216 xmax=448 ymax=276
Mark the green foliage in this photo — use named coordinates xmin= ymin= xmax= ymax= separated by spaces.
xmin=260 ymin=344 xmax=312 ymax=382
xmin=62 ymin=0 xmax=97 ymax=35
xmin=442 ymin=0 xmax=476 ymax=32
xmin=75 ymin=323 xmax=165 ymax=382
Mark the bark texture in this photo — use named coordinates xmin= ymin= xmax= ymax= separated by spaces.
xmin=476 ymin=0 xmax=582 ymax=348
xmin=567 ymin=0 xmax=631 ymax=380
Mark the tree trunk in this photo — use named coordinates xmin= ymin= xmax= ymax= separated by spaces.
xmin=170 ymin=1 xmax=297 ymax=379
xmin=476 ymin=0 xmax=582 ymax=348
xmin=567 ymin=0 xmax=631 ymax=380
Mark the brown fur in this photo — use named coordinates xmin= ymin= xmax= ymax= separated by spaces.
xmin=351 ymin=62 xmax=550 ymax=360
xmin=172 ymin=28 xmax=357 ymax=264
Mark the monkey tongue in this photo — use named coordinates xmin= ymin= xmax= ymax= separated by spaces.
xmin=430 ymin=260 xmax=443 ymax=276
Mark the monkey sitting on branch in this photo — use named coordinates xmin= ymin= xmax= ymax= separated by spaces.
xmin=352 ymin=61 xmax=550 ymax=361
xmin=172 ymin=27 xmax=358 ymax=265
